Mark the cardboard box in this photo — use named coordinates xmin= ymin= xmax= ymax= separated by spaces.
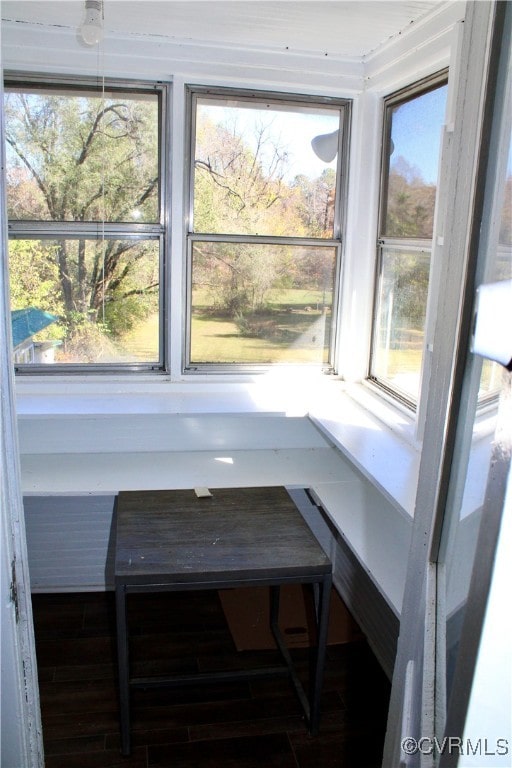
xmin=219 ymin=584 xmax=362 ymax=650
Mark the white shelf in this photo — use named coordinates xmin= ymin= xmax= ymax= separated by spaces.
xmin=20 ymin=447 xmax=358 ymax=495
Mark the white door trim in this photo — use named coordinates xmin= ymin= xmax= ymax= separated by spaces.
xmin=0 ymin=72 xmax=44 ymax=768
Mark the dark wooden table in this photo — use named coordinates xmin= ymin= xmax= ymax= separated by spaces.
xmin=114 ymin=486 xmax=333 ymax=756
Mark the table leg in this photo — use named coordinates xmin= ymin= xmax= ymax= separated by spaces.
xmin=309 ymin=573 xmax=332 ymax=736
xmin=115 ymin=584 xmax=131 ymax=756
xmin=269 ymin=585 xmax=280 ymax=633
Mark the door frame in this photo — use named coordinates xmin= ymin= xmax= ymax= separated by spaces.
xmin=383 ymin=2 xmax=509 ymax=765
xmin=0 ymin=72 xmax=44 ymax=768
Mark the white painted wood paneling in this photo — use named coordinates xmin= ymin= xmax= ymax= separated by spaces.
xmin=23 ymin=495 xmax=115 ymax=592
xmin=0 ymin=2 xmax=460 ymax=95
xmin=292 ymin=485 xmax=401 ymax=678
xmin=0 ymin=19 xmax=364 ymax=94
xmin=333 ymin=530 xmax=400 ymax=679
xmin=17 ymin=414 xmax=328 ymax=454
xmin=364 ymin=0 xmax=464 ymax=92
xmin=20 ymin=447 xmax=359 ymax=495
xmin=1 ymin=1 xmax=443 ymax=60
xmin=18 ymin=410 xmax=412 ymax=623
xmin=14 ymin=377 xmax=323 ymax=415
xmin=16 ymin=407 xmax=412 ymax=615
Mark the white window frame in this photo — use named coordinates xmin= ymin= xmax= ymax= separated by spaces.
xmin=368 ymin=70 xmax=449 ymax=409
xmin=183 ymin=85 xmax=351 ymax=374
xmin=5 ymin=72 xmax=169 ymax=375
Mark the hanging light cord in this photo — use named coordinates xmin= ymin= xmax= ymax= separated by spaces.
xmin=96 ymin=30 xmax=106 ymax=325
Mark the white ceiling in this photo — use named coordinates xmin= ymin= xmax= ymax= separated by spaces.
xmin=1 ymin=1 xmax=448 ymax=59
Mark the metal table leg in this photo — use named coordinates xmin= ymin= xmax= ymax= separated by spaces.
xmin=309 ymin=572 xmax=332 ymax=736
xmin=270 ymin=580 xmax=331 ymax=735
xmin=116 ymin=576 xmax=331 ymax=752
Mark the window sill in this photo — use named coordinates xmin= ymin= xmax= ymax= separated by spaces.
xmin=308 ymin=378 xmax=499 ymax=520
xmin=14 ymin=370 xmax=320 ymax=417
xmin=308 ymin=380 xmax=421 ymax=518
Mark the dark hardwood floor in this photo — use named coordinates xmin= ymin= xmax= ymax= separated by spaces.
xmin=32 ymin=590 xmax=390 ymax=768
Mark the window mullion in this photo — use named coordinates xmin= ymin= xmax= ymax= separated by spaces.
xmin=378 ymin=237 xmax=432 ymax=250
xmin=9 ymin=222 xmax=164 ymax=238
xmin=189 ymin=233 xmax=340 ymax=248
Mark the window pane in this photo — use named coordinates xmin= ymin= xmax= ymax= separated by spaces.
xmin=190 ymin=241 xmax=336 ymax=365
xmin=9 ymin=238 xmax=160 ymax=365
xmin=4 ymin=88 xmax=159 ymax=223
xmin=193 ymin=98 xmax=340 ymax=237
xmin=371 ymin=247 xmax=430 ymax=401
xmin=384 ymin=84 xmax=447 ymax=238
xmin=479 ymin=131 xmax=512 ymax=398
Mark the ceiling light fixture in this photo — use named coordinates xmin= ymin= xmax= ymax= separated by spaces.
xmin=79 ymin=0 xmax=104 ymax=46
xmin=311 ymin=129 xmax=339 ymax=163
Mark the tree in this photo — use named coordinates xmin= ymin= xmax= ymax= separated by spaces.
xmin=379 ymin=250 xmax=430 ymax=344
xmin=291 ymin=169 xmax=335 ymax=237
xmin=194 ymin=114 xmax=305 ymax=237
xmin=6 ymin=89 xmax=340 ymax=357
xmin=385 ymin=156 xmax=436 ymax=238
xmin=9 ymin=240 xmax=65 ymax=339
xmin=192 ymin=112 xmax=337 ymax=317
xmin=193 ymin=240 xmax=296 ymax=317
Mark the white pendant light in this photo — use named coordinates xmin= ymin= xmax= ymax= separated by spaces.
xmin=311 ymin=129 xmax=339 ymax=163
xmin=80 ymin=0 xmax=104 ymax=46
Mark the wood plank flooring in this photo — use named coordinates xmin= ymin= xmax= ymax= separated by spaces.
xmin=32 ymin=590 xmax=391 ymax=768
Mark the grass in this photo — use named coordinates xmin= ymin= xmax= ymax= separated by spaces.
xmin=117 ymin=313 xmax=159 ymax=362
xmin=190 ymin=314 xmax=329 ymax=364
xmin=190 ymin=287 xmax=332 ymax=364
xmin=374 ymin=347 xmax=423 ymax=376
xmin=97 ymin=286 xmax=490 ymax=396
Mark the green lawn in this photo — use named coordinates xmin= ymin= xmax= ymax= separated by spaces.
xmin=190 ymin=314 xmax=328 ymax=364
xmin=190 ymin=287 xmax=332 ymax=364
xmin=118 ymin=313 xmax=159 ymax=361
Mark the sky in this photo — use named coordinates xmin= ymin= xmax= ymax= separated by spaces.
xmin=198 ymin=102 xmax=340 ymax=182
xmin=199 ymin=87 xmax=451 ymax=186
xmin=390 ymin=85 xmax=448 ymax=184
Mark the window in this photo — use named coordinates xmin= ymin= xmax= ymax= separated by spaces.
xmin=370 ymin=74 xmax=448 ymax=405
xmin=5 ymin=75 xmax=166 ymax=371
xmin=186 ymin=87 xmax=349 ymax=370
